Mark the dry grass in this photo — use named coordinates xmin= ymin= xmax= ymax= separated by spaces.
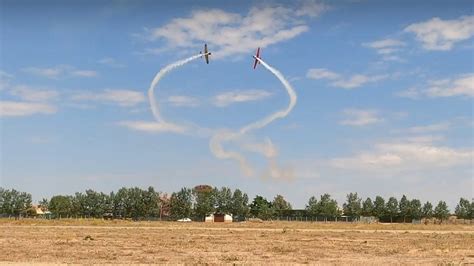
xmin=1 ymin=219 xmax=473 ymax=264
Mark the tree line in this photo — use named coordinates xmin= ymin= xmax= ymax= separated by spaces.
xmin=0 ymin=186 xmax=472 ymax=222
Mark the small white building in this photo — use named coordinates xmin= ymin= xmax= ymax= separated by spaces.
xmin=205 ymin=213 xmax=232 ymax=222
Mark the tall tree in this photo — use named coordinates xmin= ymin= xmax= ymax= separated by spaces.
xmin=143 ymin=186 xmax=160 ymax=217
xmin=422 ymin=201 xmax=433 ymax=218
xmin=434 ymin=201 xmax=450 ymax=222
xmin=342 ymin=192 xmax=361 ymax=219
xmin=38 ymin=198 xmax=49 ymax=211
xmin=361 ymin=197 xmax=374 ymax=216
xmin=192 ymin=185 xmax=215 ymax=220
xmin=215 ymin=187 xmax=233 ymax=214
xmin=49 ymin=195 xmax=73 ymax=218
xmin=317 ymin=194 xmax=339 ymax=219
xmin=386 ymin=197 xmax=399 ymax=223
xmin=169 ymin=187 xmax=193 ymax=219
xmin=272 ymin=194 xmax=292 ymax=217
xmin=410 ymin=199 xmax=422 ymax=220
xmin=373 ymin=196 xmax=386 ymax=219
xmin=399 ymin=195 xmax=410 ymax=223
xmin=230 ymin=189 xmax=249 ymax=219
xmin=306 ymin=196 xmax=319 ymax=217
xmin=249 ymin=195 xmax=274 ymax=220
xmin=454 ymin=198 xmax=472 ymax=219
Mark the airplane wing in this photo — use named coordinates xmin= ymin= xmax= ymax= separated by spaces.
xmin=253 ymin=47 xmax=260 ymax=69
xmin=204 ymin=44 xmax=210 ymax=64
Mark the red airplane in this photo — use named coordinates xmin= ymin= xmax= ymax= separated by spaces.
xmin=252 ymin=47 xmax=261 ymax=69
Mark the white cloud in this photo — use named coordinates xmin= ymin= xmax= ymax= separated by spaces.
xmin=98 ymin=57 xmax=126 ymax=68
xmin=213 ymin=90 xmax=272 ymax=107
xmin=22 ymin=65 xmax=98 ymax=79
xmin=363 ymin=38 xmax=405 ymax=53
xmin=0 ymin=101 xmax=57 ymax=117
xmin=363 ymin=38 xmax=406 ymax=61
xmin=166 ymin=95 xmax=200 ymax=107
xmin=425 ymin=74 xmax=474 ymax=97
xmin=70 ymin=70 xmax=98 ymax=77
xmin=0 ymin=70 xmax=14 ymax=80
xmin=0 ymin=70 xmax=13 ymax=91
xmin=396 ymin=87 xmax=421 ymax=99
xmin=398 ymin=73 xmax=474 ymax=98
xmin=331 ymin=142 xmax=473 ymax=171
xmin=340 ymin=108 xmax=383 ymax=126
xmin=406 ymin=122 xmax=450 ymax=134
xmin=306 ymin=68 xmax=340 ymax=80
xmin=9 ymin=85 xmax=59 ymax=102
xmin=72 ymin=89 xmax=145 ymax=107
xmin=307 ymin=67 xmax=389 ymax=89
xmin=404 ymin=15 xmax=474 ymax=51
xmin=116 ymin=120 xmax=186 ymax=134
xmin=330 ymin=74 xmax=388 ymax=89
xmin=143 ymin=2 xmax=327 ymax=58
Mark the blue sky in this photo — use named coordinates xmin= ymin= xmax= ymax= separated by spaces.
xmin=1 ymin=0 xmax=473 ymax=209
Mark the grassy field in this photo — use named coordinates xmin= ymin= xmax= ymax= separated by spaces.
xmin=1 ymin=219 xmax=473 ymax=264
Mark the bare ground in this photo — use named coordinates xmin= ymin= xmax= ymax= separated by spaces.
xmin=0 ymin=219 xmax=473 ymax=264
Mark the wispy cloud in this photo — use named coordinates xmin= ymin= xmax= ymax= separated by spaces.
xmin=404 ymin=15 xmax=474 ymax=51
xmin=98 ymin=57 xmax=126 ymax=68
xmin=363 ymin=38 xmax=405 ymax=53
xmin=306 ymin=68 xmax=340 ymax=80
xmin=70 ymin=70 xmax=98 ymax=77
xmin=0 ymin=70 xmax=14 ymax=91
xmin=213 ymin=90 xmax=272 ymax=107
xmin=22 ymin=65 xmax=98 ymax=79
xmin=397 ymin=73 xmax=474 ymax=98
xmin=340 ymin=108 xmax=383 ymax=126
xmin=116 ymin=120 xmax=186 ymax=134
xmin=72 ymin=89 xmax=145 ymax=107
xmin=331 ymin=142 xmax=472 ymax=171
xmin=0 ymin=101 xmax=57 ymax=117
xmin=141 ymin=2 xmax=328 ymax=58
xmin=406 ymin=122 xmax=450 ymax=134
xmin=9 ymin=85 xmax=59 ymax=102
xmin=166 ymin=95 xmax=200 ymax=107
xmin=307 ymin=67 xmax=389 ymax=89
xmin=330 ymin=74 xmax=388 ymax=89
xmin=363 ymin=38 xmax=406 ymax=61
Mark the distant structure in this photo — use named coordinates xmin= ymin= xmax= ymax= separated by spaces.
xmin=205 ymin=213 xmax=233 ymax=223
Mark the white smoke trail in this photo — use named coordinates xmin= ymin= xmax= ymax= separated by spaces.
xmin=209 ymin=57 xmax=297 ymax=178
xmin=148 ymin=54 xmax=203 ymax=132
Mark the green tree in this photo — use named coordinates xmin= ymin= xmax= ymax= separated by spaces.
xmin=49 ymin=195 xmax=73 ymax=218
xmin=342 ymin=192 xmax=361 ymax=219
xmin=373 ymin=196 xmax=386 ymax=219
xmin=143 ymin=186 xmax=160 ymax=217
xmin=422 ymin=201 xmax=433 ymax=218
xmin=434 ymin=201 xmax=450 ymax=222
xmin=399 ymin=195 xmax=410 ymax=223
xmin=410 ymin=199 xmax=422 ymax=220
xmin=361 ymin=197 xmax=374 ymax=216
xmin=306 ymin=196 xmax=319 ymax=217
xmin=169 ymin=187 xmax=193 ymax=220
xmin=39 ymin=198 xmax=49 ymax=211
xmin=386 ymin=197 xmax=399 ymax=223
xmin=215 ymin=187 xmax=233 ymax=214
xmin=229 ymin=189 xmax=249 ymax=219
xmin=192 ymin=185 xmax=216 ymax=220
xmin=318 ymin=194 xmax=339 ymax=220
xmin=455 ymin=198 xmax=472 ymax=219
xmin=272 ymin=194 xmax=292 ymax=217
xmin=249 ymin=195 xmax=274 ymax=220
